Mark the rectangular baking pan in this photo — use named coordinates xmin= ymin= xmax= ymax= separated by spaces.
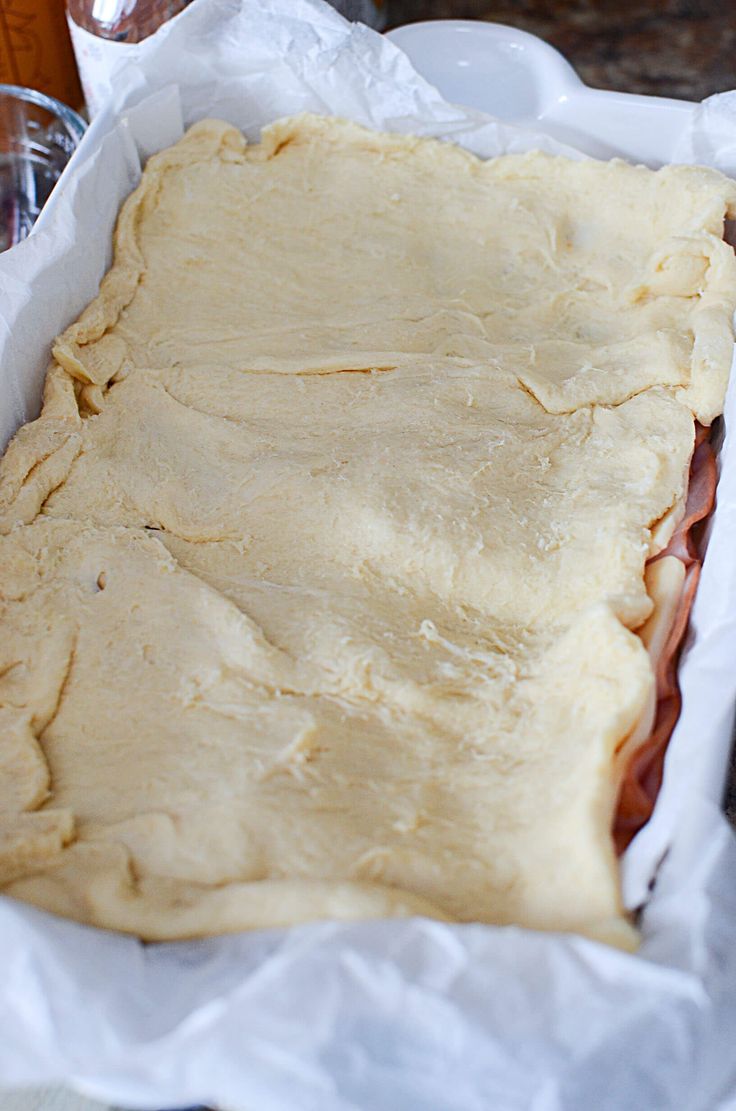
xmin=2 ymin=14 xmax=736 ymax=1108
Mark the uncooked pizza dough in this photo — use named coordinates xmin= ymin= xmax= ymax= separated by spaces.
xmin=1 ymin=116 xmax=735 ymax=948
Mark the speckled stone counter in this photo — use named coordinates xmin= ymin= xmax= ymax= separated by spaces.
xmin=387 ymin=0 xmax=736 ymax=827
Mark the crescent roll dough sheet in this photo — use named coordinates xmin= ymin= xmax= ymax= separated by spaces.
xmin=1 ymin=115 xmax=735 ymax=948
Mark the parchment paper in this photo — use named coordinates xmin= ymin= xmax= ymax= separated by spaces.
xmin=2 ymin=2 xmax=736 ymax=1107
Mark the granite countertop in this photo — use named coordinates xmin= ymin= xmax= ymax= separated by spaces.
xmin=388 ymin=0 xmax=736 ymax=828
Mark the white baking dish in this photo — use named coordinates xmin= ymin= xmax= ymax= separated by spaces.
xmin=1 ymin=4 xmax=736 ymax=1109
xmin=388 ymin=19 xmax=695 ymax=166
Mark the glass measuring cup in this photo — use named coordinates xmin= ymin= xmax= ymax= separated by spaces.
xmin=0 ymin=85 xmax=87 ymax=253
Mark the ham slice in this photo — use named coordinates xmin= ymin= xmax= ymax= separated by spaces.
xmin=613 ymin=425 xmax=717 ymax=853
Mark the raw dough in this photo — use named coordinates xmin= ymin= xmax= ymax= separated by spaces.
xmin=2 ymin=115 xmax=736 ymax=947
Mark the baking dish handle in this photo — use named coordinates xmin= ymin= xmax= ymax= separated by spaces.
xmin=387 ymin=19 xmax=695 ymax=166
